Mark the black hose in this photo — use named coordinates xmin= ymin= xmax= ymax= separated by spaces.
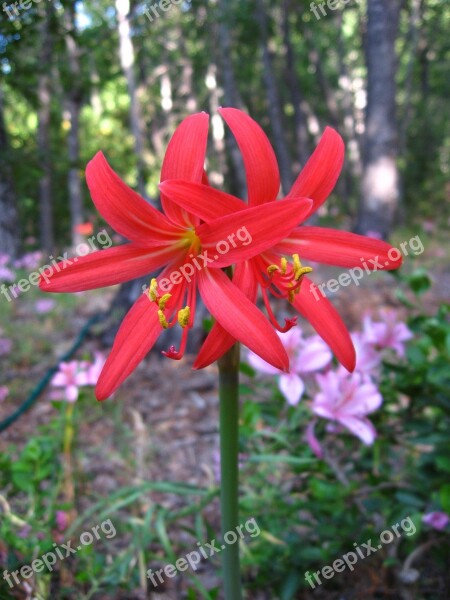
xmin=0 ymin=313 xmax=105 ymax=433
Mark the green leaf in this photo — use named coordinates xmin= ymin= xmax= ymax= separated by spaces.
xmin=440 ymin=484 xmax=450 ymax=513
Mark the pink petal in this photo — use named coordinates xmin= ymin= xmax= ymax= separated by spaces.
xmin=279 ymin=374 xmax=305 ymax=406
xmin=337 ymin=416 xmax=377 ymax=445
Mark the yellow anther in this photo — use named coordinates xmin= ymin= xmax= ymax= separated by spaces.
xmin=292 ymin=254 xmax=301 ymax=274
xmin=267 ymin=265 xmax=279 ymax=276
xmin=292 ymin=254 xmax=313 ymax=280
xmin=288 ymin=290 xmax=296 ymax=303
xmin=158 ymin=309 xmax=169 ymax=329
xmin=158 ymin=293 xmax=172 ymax=311
xmin=148 ymin=278 xmax=158 ymax=301
xmin=296 ymin=266 xmax=313 ymax=280
xmin=280 ymin=257 xmax=287 ymax=274
xmin=177 ymin=306 xmax=191 ymax=328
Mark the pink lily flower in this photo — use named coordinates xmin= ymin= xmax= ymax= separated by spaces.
xmin=248 ymin=328 xmax=332 ymax=405
xmin=422 ymin=512 xmax=450 ymax=531
xmin=312 ymin=368 xmax=382 ymax=445
xmin=363 ymin=310 xmax=413 ymax=357
xmin=351 ymin=332 xmax=382 ymax=376
xmin=50 ymin=361 xmax=90 ymax=403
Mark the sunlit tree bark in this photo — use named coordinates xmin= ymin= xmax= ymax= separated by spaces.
xmin=116 ymin=0 xmax=147 ymax=198
xmin=356 ymin=0 xmax=402 ymax=238
xmin=255 ymin=0 xmax=292 ymax=194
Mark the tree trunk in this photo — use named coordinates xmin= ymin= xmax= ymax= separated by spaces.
xmin=216 ymin=0 xmax=247 ymax=199
xmin=355 ymin=0 xmax=402 ymax=238
xmin=63 ymin=1 xmax=84 ymax=248
xmin=282 ymin=0 xmax=310 ymax=169
xmin=255 ymin=0 xmax=293 ymax=194
xmin=0 ymin=88 xmax=20 ymax=260
xmin=37 ymin=1 xmax=54 ymax=254
xmin=116 ymin=0 xmax=147 ymax=198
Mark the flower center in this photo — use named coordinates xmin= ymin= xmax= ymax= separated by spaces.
xmin=265 ymin=254 xmax=313 ymax=303
xmin=181 ymin=228 xmax=201 ymax=253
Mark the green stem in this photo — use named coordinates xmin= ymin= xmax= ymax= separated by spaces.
xmin=218 ymin=342 xmax=242 ymax=600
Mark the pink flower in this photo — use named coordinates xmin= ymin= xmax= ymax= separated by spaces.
xmin=0 ymin=386 xmax=9 ymax=402
xmin=14 ymin=251 xmax=43 ymax=271
xmin=305 ymin=421 xmax=323 ymax=458
xmin=248 ymin=329 xmax=332 ymax=405
xmin=51 ymin=361 xmax=90 ymax=402
xmin=0 ymin=338 xmax=12 ymax=356
xmin=312 ymin=369 xmax=382 ymax=445
xmin=0 ymin=266 xmax=15 ymax=281
xmin=352 ymin=332 xmax=382 ymax=376
xmin=84 ymin=352 xmax=106 ymax=386
xmin=422 ymin=512 xmax=450 ymax=531
xmin=55 ymin=510 xmax=69 ymax=532
xmin=18 ymin=524 xmax=32 ymax=538
xmin=363 ymin=310 xmax=413 ymax=357
xmin=34 ymin=299 xmax=56 ymax=314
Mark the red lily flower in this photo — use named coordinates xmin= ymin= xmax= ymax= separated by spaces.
xmin=160 ymin=108 xmax=403 ymax=372
xmin=39 ymin=113 xmax=312 ymax=400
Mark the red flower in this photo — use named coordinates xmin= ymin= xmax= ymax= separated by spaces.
xmin=161 ymin=108 xmax=403 ymax=372
xmin=40 ymin=113 xmax=311 ymax=400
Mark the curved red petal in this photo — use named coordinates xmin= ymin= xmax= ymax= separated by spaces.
xmin=86 ymin=152 xmax=182 ymax=243
xmin=276 ymin=227 xmax=403 ymax=269
xmin=287 ymin=127 xmax=344 ymax=216
xmin=198 ymin=198 xmax=313 ymax=268
xmin=160 ymin=112 xmax=209 ymax=227
xmin=159 ymin=180 xmax=246 ymax=220
xmin=194 ymin=261 xmax=258 ymax=368
xmin=292 ymin=277 xmax=356 ymax=372
xmin=38 ymin=244 xmax=181 ymax=292
xmin=198 ymin=268 xmax=288 ymax=371
xmin=96 ymin=271 xmax=186 ymax=400
xmin=219 ymin=107 xmax=280 ymax=205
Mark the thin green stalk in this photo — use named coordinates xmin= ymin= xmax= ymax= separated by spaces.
xmin=218 ymin=342 xmax=242 ymax=600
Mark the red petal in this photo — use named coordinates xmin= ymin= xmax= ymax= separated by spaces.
xmin=287 ymin=127 xmax=344 ymax=215
xmin=219 ymin=107 xmax=280 ymax=205
xmin=194 ymin=261 xmax=258 ymax=368
xmin=39 ymin=244 xmax=181 ymax=292
xmin=197 ymin=198 xmax=313 ymax=268
xmin=276 ymin=227 xmax=403 ymax=269
xmin=159 ymin=180 xmax=246 ymax=220
xmin=86 ymin=152 xmax=182 ymax=244
xmin=96 ymin=273 xmax=186 ymax=400
xmin=292 ymin=277 xmax=355 ymax=371
xmin=160 ymin=112 xmax=209 ymax=227
xmin=197 ymin=268 xmax=288 ymax=371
